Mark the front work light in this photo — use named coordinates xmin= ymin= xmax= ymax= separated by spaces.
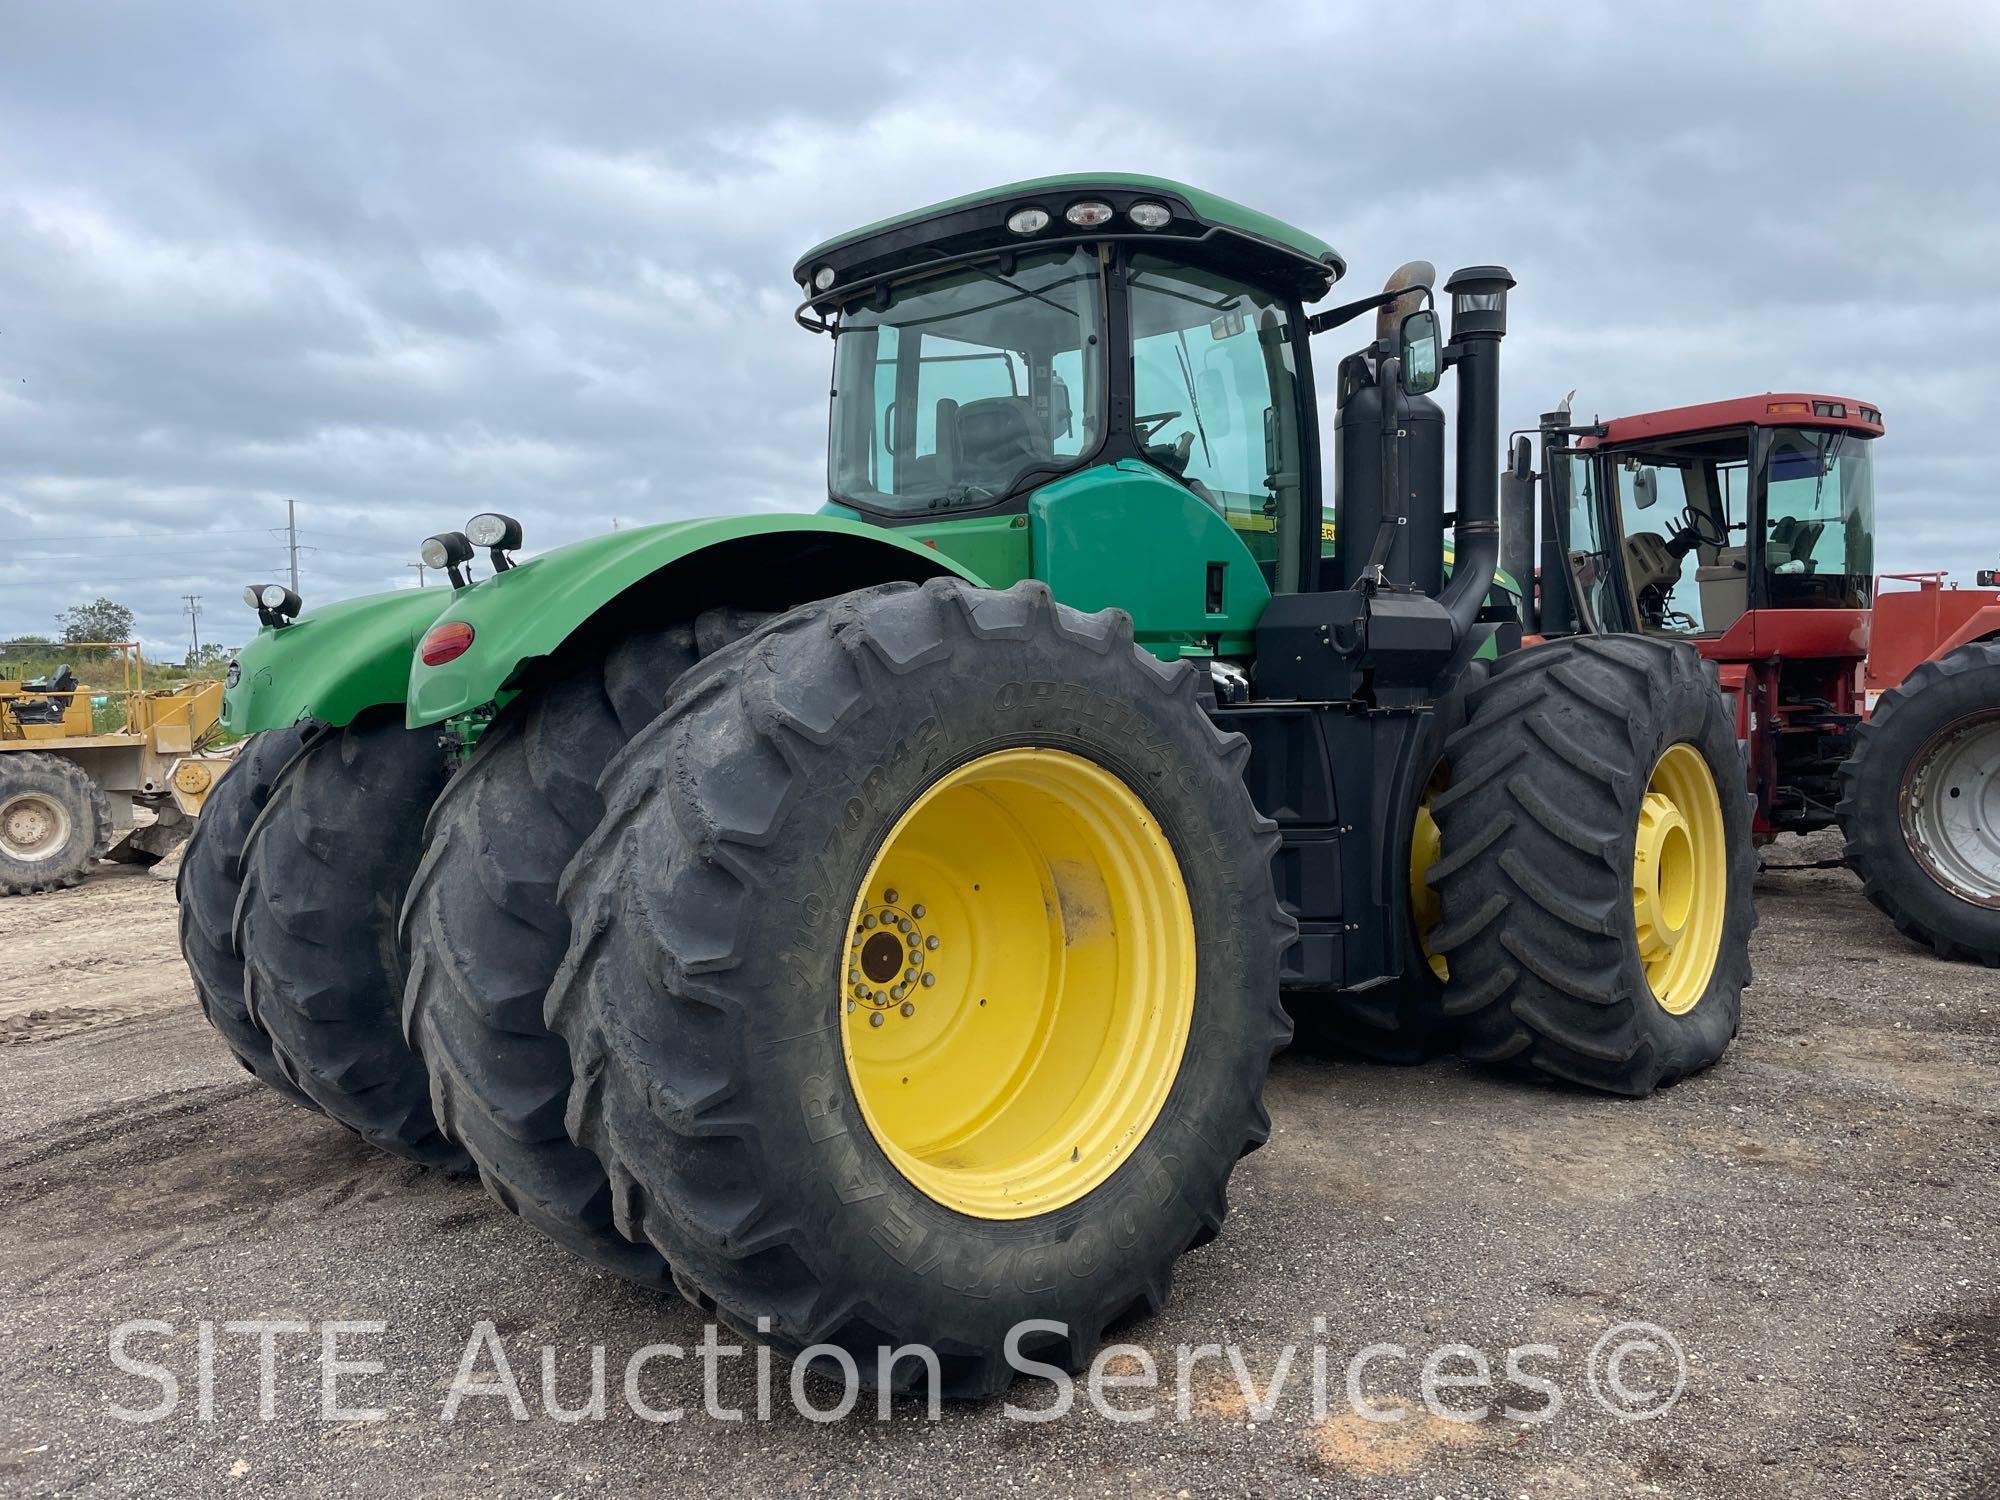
xmin=1064 ymin=200 xmax=1113 ymax=228
xmin=813 ymin=265 xmax=836 ymax=291
xmin=464 ymin=511 xmax=523 ymax=572
xmin=422 ymin=531 xmax=476 ymax=588
xmin=244 ymin=582 xmax=301 ymax=627
xmin=1006 ymin=206 xmax=1050 ymax=235
xmin=464 ymin=512 xmax=522 ymax=549
xmin=1127 ymin=201 xmax=1171 ymax=229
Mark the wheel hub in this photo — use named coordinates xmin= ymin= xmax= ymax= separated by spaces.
xmin=1633 ymin=792 xmax=1695 ymax=961
xmin=1633 ymin=743 xmax=1727 ymax=1016
xmin=846 ymin=887 xmax=937 ymax=1016
xmin=838 ymin=748 xmax=1195 ymax=1220
xmin=1900 ymin=711 xmax=2000 ymax=907
xmin=0 ymin=792 xmax=69 ymax=863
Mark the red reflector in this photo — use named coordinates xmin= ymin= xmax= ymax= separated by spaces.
xmin=420 ymin=621 xmax=475 ymax=666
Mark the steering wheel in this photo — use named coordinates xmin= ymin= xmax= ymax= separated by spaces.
xmin=1679 ymin=505 xmax=1729 ymax=550
xmin=1134 ymin=410 xmax=1182 ymax=442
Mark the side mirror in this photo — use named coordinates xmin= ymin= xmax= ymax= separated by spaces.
xmin=1634 ymin=468 xmax=1659 ymax=510
xmin=1510 ymin=434 xmax=1533 ymax=481
xmin=1398 ymin=309 xmax=1441 ymax=396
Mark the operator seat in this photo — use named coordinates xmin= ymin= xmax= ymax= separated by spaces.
xmin=1767 ymin=517 xmax=1825 ymax=573
xmin=11 ymin=664 xmax=78 ymax=725
xmin=950 ymin=397 xmax=1051 ymax=476
xmin=1623 ymin=531 xmax=1682 ymax=601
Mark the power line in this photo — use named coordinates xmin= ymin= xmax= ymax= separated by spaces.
xmin=8 ymin=525 xmax=275 ymax=545
xmin=3 ymin=546 xmax=288 ymax=562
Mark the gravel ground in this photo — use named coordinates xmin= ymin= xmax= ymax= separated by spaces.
xmin=0 ymin=842 xmax=1994 ymax=1499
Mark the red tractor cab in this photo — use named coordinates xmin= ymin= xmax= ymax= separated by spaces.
xmin=1540 ymin=393 xmax=1882 ymax=838
xmin=1514 ymin=395 xmax=2000 ymax=966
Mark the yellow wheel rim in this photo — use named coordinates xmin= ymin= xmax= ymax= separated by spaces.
xmin=1409 ymin=771 xmax=1448 ymax=982
xmin=838 ymin=748 xmax=1196 ymax=1220
xmin=1634 ymin=743 xmax=1727 ymax=1015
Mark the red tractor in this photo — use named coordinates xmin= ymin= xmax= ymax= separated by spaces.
xmin=1510 ymin=394 xmax=2000 ymax=965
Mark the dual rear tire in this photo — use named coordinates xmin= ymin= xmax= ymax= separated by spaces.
xmin=397 ymin=627 xmax=698 ymax=1284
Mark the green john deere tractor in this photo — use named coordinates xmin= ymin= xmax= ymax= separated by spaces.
xmin=182 ymin=175 xmax=1754 ymax=1395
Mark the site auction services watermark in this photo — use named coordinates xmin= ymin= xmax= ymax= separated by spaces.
xmin=104 ymin=1316 xmax=1687 ymax=1428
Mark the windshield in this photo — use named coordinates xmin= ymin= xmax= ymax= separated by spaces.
xmin=827 ymin=248 xmax=1105 ymax=515
xmin=1762 ymin=427 xmax=1875 ymax=606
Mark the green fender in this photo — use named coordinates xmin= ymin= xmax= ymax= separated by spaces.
xmin=406 ymin=514 xmax=983 ymax=726
xmin=221 ymin=588 xmax=454 ymax=735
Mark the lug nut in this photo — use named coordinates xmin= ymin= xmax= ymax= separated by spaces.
xmin=869 ymin=1012 xmax=884 ymax=1028
xmin=863 ymin=914 xmax=877 ymax=929
xmin=905 ymin=967 xmax=919 ymax=982
xmin=899 ymin=1001 xmax=915 ymax=1017
xmin=921 ymin=972 xmax=936 ymax=988
xmin=848 ymin=968 xmax=860 ymax=984
xmin=907 ymin=932 xmax=921 ymax=948
xmin=925 ymin=935 xmax=940 ymax=950
xmin=884 ymin=888 xmax=899 ymax=904
xmin=873 ymin=989 xmax=888 ymax=1005
xmin=911 ymin=904 xmax=926 ymax=918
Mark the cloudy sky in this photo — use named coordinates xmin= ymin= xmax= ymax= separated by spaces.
xmin=3 ymin=1 xmax=1996 ymax=658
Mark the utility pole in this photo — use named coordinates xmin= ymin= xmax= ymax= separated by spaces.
xmin=407 ymin=562 xmax=427 ymax=587
xmin=183 ymin=594 xmax=202 ymax=660
xmin=286 ymin=497 xmax=300 ymax=592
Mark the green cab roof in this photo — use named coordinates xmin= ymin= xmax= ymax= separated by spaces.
xmin=792 ymin=173 xmax=1345 ymax=309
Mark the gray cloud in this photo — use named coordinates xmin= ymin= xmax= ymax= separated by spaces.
xmin=3 ymin=0 xmax=1996 ymax=656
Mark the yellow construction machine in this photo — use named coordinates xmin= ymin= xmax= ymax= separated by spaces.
xmin=0 ymin=641 xmax=228 ymax=893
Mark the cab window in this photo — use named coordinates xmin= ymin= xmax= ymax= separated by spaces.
xmin=1562 ymin=448 xmax=1626 ymax=632
xmin=1608 ymin=432 xmax=1748 ymax=636
xmin=1761 ymin=427 xmax=1875 ymax=608
xmin=1127 ymin=256 xmax=1308 ymax=592
xmin=830 ymin=247 xmax=1105 ymax=515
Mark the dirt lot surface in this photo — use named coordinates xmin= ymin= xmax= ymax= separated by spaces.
xmin=1 ymin=844 xmax=1994 ymax=1499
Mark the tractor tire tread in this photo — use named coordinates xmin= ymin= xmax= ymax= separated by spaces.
xmin=549 ymin=579 xmax=1292 ymax=1397
xmin=0 ymin=751 xmax=115 ymax=894
xmin=176 ymin=726 xmax=319 ymax=1106
xmin=400 ymin=626 xmax=698 ymax=1284
xmin=1837 ymin=638 xmax=2000 ymax=967
xmin=237 ymin=713 xmax=465 ymax=1167
xmin=1433 ymin=635 xmax=1756 ymax=1096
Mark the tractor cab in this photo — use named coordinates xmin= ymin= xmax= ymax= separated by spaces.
xmin=1554 ymin=394 xmax=1882 ymax=648
xmin=1522 ymin=395 xmax=1887 ymax=839
xmin=798 ymin=176 xmax=1346 ymax=617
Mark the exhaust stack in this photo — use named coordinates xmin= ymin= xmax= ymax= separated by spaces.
xmin=1437 ymin=266 xmax=1515 ymax=640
